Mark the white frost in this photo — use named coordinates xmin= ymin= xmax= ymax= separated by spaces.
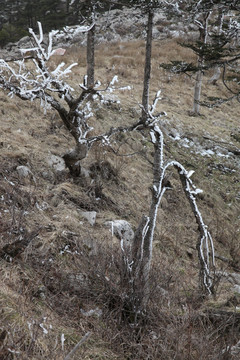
xmin=110 ymin=75 xmax=118 ymax=85
xmin=187 ymin=170 xmax=195 ymax=178
xmin=150 ymin=130 xmax=157 ymax=144
xmin=39 ymin=323 xmax=48 ymax=335
xmin=61 ymin=333 xmax=65 ymax=351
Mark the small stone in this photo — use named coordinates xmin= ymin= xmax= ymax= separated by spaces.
xmin=80 ymin=307 xmax=102 ymax=318
xmin=233 ymin=285 xmax=240 ymax=295
xmin=80 ymin=166 xmax=91 ymax=178
xmin=229 ymin=273 xmax=240 ymax=286
xmin=47 ymin=154 xmax=66 ymax=172
xmin=17 ymin=165 xmax=36 ymax=183
xmin=17 ymin=165 xmax=32 ymax=177
xmin=79 ymin=210 xmax=97 ymax=226
xmin=104 ymin=220 xmax=134 ymax=242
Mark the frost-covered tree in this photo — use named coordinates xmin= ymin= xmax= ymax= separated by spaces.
xmin=0 ymin=21 xmax=216 ymax=320
xmin=120 ymin=117 xmax=216 ymax=316
xmin=119 ymin=74 xmax=215 ymax=321
xmin=139 ymin=5 xmax=154 ymax=122
xmin=67 ymin=1 xmax=113 ymax=89
xmin=0 ymin=21 xmax=150 ymax=174
xmin=116 ymin=1 xmax=217 ymax=316
xmin=0 ymin=22 xmax=116 ymax=174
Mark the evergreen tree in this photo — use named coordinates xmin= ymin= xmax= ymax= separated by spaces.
xmin=160 ymin=0 xmax=240 ymax=112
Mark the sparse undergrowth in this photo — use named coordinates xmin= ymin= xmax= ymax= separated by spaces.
xmin=0 ymin=37 xmax=239 ymax=359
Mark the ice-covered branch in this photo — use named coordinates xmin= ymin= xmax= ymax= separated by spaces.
xmin=122 ymin=120 xmax=216 ymax=312
xmin=149 ymin=90 xmax=161 ymax=116
xmin=171 ymin=161 xmax=215 ymax=294
xmin=152 ymin=144 xmax=216 ymax=294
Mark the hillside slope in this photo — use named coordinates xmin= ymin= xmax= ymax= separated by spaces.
xmin=0 ymin=37 xmax=240 ymax=359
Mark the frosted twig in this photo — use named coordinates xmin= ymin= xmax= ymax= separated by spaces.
xmin=64 ymin=332 xmax=91 ymax=360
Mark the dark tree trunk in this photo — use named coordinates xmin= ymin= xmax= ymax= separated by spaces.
xmin=87 ymin=24 xmax=95 ymax=89
xmin=141 ymin=9 xmax=154 ymax=122
xmin=192 ymin=12 xmax=211 ymax=115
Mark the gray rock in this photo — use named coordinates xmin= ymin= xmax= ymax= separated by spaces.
xmin=233 ymin=285 xmax=240 ymax=294
xmin=47 ymin=154 xmax=66 ymax=172
xmin=17 ymin=165 xmax=36 ymax=183
xmin=1 ymin=7 xmax=198 ymax=64
xmin=80 ymin=307 xmax=102 ymax=318
xmin=82 ymin=237 xmax=98 ymax=255
xmin=231 ymin=340 xmax=240 ymax=357
xmin=104 ymin=220 xmax=134 ymax=242
xmin=16 ymin=36 xmax=31 ymax=47
xmin=229 ymin=273 xmax=240 ymax=286
xmin=17 ymin=165 xmax=32 ymax=177
xmin=79 ymin=210 xmax=97 ymax=226
xmin=80 ymin=166 xmax=91 ymax=178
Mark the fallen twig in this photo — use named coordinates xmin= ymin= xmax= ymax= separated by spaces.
xmin=64 ymin=332 xmax=91 ymax=360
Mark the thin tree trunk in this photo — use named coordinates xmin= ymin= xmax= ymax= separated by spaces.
xmin=87 ymin=23 xmax=95 ymax=89
xmin=129 ymin=129 xmax=166 ymax=311
xmin=122 ymin=126 xmax=216 ymax=316
xmin=128 ymin=8 xmax=157 ymax=311
xmin=66 ymin=0 xmax=70 ymax=13
xmin=209 ymin=10 xmax=223 ymax=85
xmin=192 ymin=12 xmax=211 ymax=115
xmin=64 ymin=332 xmax=91 ymax=360
xmin=193 ymin=68 xmax=203 ymax=114
xmin=141 ymin=9 xmax=154 ymax=121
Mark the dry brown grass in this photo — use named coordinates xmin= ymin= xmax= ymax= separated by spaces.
xmin=0 ymin=34 xmax=239 ymax=359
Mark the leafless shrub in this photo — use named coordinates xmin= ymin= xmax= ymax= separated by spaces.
xmin=0 ymin=160 xmax=37 ymax=257
xmin=64 ymin=242 xmax=236 ymax=359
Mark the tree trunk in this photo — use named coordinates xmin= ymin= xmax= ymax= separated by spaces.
xmin=141 ymin=9 xmax=154 ymax=122
xmin=87 ymin=23 xmax=95 ymax=89
xmin=193 ymin=68 xmax=203 ymax=114
xmin=124 ymin=128 xmax=166 ymax=314
xmin=121 ymin=9 xmax=159 ymax=313
xmin=192 ymin=12 xmax=211 ymax=115
xmin=63 ymin=142 xmax=88 ymax=176
xmin=66 ymin=0 xmax=70 ymax=13
xmin=209 ymin=10 xmax=223 ymax=85
xmin=121 ymin=126 xmax=216 ymax=317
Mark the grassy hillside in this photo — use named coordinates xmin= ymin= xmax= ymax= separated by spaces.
xmin=0 ymin=38 xmax=239 ymax=359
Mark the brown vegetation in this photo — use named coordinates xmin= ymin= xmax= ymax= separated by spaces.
xmin=0 ymin=38 xmax=239 ymax=359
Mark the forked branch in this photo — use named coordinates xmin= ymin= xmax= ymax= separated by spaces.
xmin=121 ymin=121 xmax=216 ymax=316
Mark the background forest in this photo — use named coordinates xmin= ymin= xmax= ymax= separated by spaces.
xmin=0 ymin=0 xmax=127 ymax=47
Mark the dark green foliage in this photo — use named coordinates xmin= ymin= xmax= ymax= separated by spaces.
xmin=0 ymin=0 xmax=116 ymax=47
xmin=179 ymin=40 xmax=238 ymax=65
xmin=160 ymin=60 xmax=198 ymax=74
xmin=22 ymin=0 xmax=66 ymax=30
xmin=0 ymin=0 xmax=67 ymax=46
xmin=0 ymin=23 xmax=28 ymax=47
xmin=160 ymin=1 xmax=240 ymax=108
